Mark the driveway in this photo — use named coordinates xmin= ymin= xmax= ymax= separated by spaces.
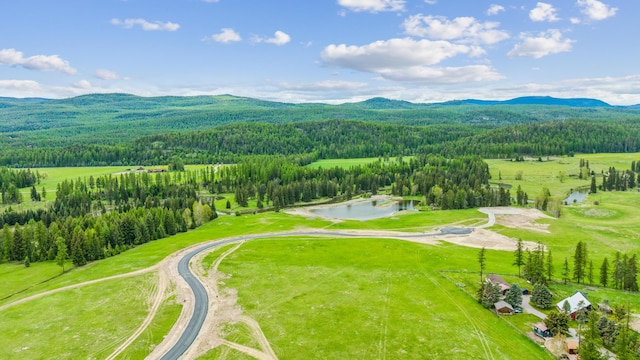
xmin=522 ymin=295 xmax=547 ymax=319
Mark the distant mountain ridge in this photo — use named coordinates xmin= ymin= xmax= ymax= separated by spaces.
xmin=452 ymin=96 xmax=613 ymax=108
xmin=0 ymin=93 xmax=636 ymax=108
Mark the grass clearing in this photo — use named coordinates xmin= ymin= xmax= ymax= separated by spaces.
xmin=0 ymin=260 xmax=72 ymax=301
xmin=0 ymin=272 xmax=156 ymax=360
xmin=218 ymin=237 xmax=550 ymax=359
xmin=115 ymin=295 xmax=183 ymax=360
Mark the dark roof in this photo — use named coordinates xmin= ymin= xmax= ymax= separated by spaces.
xmin=494 ymin=301 xmax=514 ymax=311
xmin=486 ymin=274 xmax=510 ymax=286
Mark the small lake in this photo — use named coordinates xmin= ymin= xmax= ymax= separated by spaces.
xmin=564 ymin=189 xmax=589 ymax=204
xmin=309 ymin=200 xmax=419 ymax=220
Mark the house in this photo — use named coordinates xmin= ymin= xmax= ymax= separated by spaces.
xmin=494 ymin=301 xmax=514 ymax=315
xmin=556 ymin=292 xmax=592 ymax=320
xmin=486 ymin=274 xmax=510 ymax=296
xmin=522 ymin=288 xmax=529 ymax=295
xmin=533 ymin=322 xmax=552 ymax=338
xmin=136 ymin=166 xmax=145 ymax=171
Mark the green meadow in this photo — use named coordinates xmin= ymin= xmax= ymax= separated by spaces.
xmin=2 ymin=154 xmax=640 ymax=358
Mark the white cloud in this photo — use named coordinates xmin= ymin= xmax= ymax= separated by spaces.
xmin=0 ymin=48 xmax=77 ymax=74
xmin=508 ymin=29 xmax=573 ymax=59
xmin=279 ymin=80 xmax=368 ymax=91
xmin=265 ymin=31 xmax=291 ymax=46
xmin=0 ymin=80 xmax=41 ymax=91
xmin=206 ymin=28 xmax=242 ymax=43
xmin=377 ymin=65 xmax=503 ymax=83
xmin=321 ymin=38 xmax=500 ymax=84
xmin=424 ymin=0 xmax=437 ymax=4
xmin=73 ymin=80 xmax=92 ymax=89
xmin=322 ymin=38 xmax=473 ymax=70
xmin=577 ymin=0 xmax=617 ymax=21
xmin=111 ymin=18 xmax=180 ymax=31
xmin=570 ymin=17 xmax=581 ymax=24
xmin=487 ymin=4 xmax=505 ymax=16
xmin=95 ymin=69 xmax=121 ymax=80
xmin=529 ymin=2 xmax=560 ymax=22
xmin=402 ymin=15 xmax=509 ymax=45
xmin=337 ymin=0 xmax=405 ymax=13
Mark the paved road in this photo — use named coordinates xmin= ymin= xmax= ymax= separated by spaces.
xmin=159 ymin=226 xmax=476 ymax=359
xmin=521 ymin=295 xmax=547 ymax=320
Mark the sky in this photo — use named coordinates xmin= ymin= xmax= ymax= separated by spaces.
xmin=0 ymin=0 xmax=638 ymax=104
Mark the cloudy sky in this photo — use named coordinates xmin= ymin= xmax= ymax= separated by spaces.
xmin=0 ymin=0 xmax=636 ymax=104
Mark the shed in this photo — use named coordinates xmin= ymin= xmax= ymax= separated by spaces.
xmin=566 ymin=339 xmax=579 ymax=355
xmin=533 ymin=322 xmax=552 ymax=338
xmin=494 ymin=301 xmax=514 ymax=315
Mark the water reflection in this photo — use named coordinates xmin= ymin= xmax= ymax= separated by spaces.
xmin=309 ymin=200 xmax=419 ymax=220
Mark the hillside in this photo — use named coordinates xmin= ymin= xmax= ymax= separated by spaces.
xmin=0 ymin=93 xmax=639 ymax=150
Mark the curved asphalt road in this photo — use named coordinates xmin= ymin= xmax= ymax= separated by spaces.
xmin=159 ymin=227 xmax=473 ymax=359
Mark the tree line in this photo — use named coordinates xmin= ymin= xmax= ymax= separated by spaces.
xmin=0 ymin=169 xmax=216 ymax=267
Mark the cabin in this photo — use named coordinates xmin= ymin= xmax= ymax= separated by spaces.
xmin=486 ymin=274 xmax=510 ymax=296
xmin=494 ymin=301 xmax=514 ymax=315
xmin=556 ymin=292 xmax=592 ymax=320
xmin=533 ymin=322 xmax=552 ymax=338
xmin=136 ymin=166 xmax=145 ymax=171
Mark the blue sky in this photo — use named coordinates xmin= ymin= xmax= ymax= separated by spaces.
xmin=0 ymin=0 xmax=637 ymax=104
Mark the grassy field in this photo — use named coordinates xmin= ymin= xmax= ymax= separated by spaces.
xmin=217 ymin=237 xmax=550 ymax=359
xmin=0 ymin=273 xmax=157 ymax=360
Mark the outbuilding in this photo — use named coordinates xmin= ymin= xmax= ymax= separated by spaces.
xmin=494 ymin=301 xmax=514 ymax=315
xmin=533 ymin=322 xmax=552 ymax=338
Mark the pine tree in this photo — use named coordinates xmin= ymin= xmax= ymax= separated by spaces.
xmin=573 ymin=241 xmax=584 ymax=283
xmin=55 ymin=236 xmax=67 ymax=272
xmin=504 ymin=284 xmax=522 ymax=308
xmin=531 ymin=283 xmax=553 ymax=308
xmin=546 ymin=250 xmax=554 ymax=282
xmin=588 ymin=260 xmax=594 ymax=285
xmin=478 ymin=247 xmax=486 ymax=284
xmin=513 ymin=238 xmax=524 ymax=277
xmin=579 ymin=311 xmax=605 ymax=360
xmin=590 ymin=176 xmax=597 ymax=194
xmin=600 ymin=257 xmax=609 ymax=287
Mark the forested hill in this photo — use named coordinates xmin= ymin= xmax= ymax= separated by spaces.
xmin=4 ymin=119 xmax=640 ymax=167
xmin=1 ymin=93 xmax=639 ymax=149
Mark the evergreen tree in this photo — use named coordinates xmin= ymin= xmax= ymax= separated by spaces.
xmin=531 ymin=283 xmax=553 ymax=308
xmin=504 ymin=284 xmax=522 ymax=308
xmin=480 ymin=282 xmax=501 ymax=309
xmin=513 ymin=238 xmax=524 ymax=277
xmin=56 ymin=237 xmax=67 ymax=272
xmin=590 ymin=176 xmax=597 ymax=194
xmin=579 ymin=311 xmax=605 ymax=360
xmin=573 ymin=241 xmax=585 ymax=283
xmin=600 ymin=257 xmax=609 ymax=287
xmin=546 ymin=250 xmax=554 ymax=282
xmin=588 ymin=260 xmax=594 ymax=285
xmin=71 ymin=226 xmax=86 ymax=267
xmin=544 ymin=311 xmax=570 ymax=336
xmin=24 ymin=255 xmax=30 ymax=267
xmin=478 ymin=247 xmax=486 ymax=284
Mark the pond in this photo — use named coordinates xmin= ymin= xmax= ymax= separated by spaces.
xmin=564 ymin=189 xmax=589 ymax=204
xmin=309 ymin=199 xmax=419 ymax=220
